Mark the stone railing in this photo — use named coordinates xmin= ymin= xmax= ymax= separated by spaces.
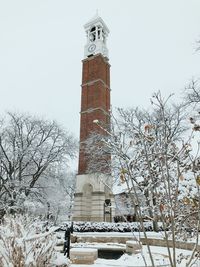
xmin=140 ymin=237 xmax=200 ymax=251
xmin=72 ymin=234 xmax=199 ymax=251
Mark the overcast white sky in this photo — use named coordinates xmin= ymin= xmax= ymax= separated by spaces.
xmin=0 ymin=0 xmax=200 ymax=138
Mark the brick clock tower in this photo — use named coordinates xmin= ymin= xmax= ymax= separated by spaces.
xmin=73 ymin=14 xmax=114 ymax=222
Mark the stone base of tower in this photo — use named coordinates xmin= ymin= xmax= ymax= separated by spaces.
xmin=72 ymin=173 xmax=115 ymax=222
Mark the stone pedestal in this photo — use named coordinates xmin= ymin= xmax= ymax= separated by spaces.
xmin=70 ymin=248 xmax=98 ymax=264
xmin=72 ymin=173 xmax=114 ymax=222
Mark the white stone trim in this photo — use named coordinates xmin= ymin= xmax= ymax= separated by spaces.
xmin=82 ymin=78 xmax=110 ymax=90
xmin=80 ymin=107 xmax=110 ymax=116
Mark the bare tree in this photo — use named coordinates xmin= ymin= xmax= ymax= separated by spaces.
xmin=86 ymin=92 xmax=200 ymax=266
xmin=0 ymin=112 xmax=77 ymax=215
xmin=185 ymin=79 xmax=200 ymax=105
xmin=38 ymin=168 xmax=76 ymax=222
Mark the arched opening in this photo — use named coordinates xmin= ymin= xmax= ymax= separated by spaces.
xmin=89 ymin=26 xmax=96 ymax=42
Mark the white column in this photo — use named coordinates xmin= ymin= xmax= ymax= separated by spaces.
xmin=87 ymin=30 xmax=90 ymax=43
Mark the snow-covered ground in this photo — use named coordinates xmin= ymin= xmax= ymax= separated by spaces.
xmin=73 ymin=231 xmax=199 ymax=243
xmin=1 ymin=216 xmax=199 ymax=267
xmin=70 ymin=246 xmax=199 ymax=267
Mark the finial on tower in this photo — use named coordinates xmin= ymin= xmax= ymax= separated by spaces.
xmin=84 ymin=14 xmax=109 ymax=59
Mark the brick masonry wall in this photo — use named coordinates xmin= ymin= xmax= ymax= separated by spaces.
xmin=78 ymin=54 xmax=111 ymax=174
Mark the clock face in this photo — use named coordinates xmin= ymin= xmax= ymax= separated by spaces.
xmin=88 ymin=44 xmax=96 ymax=52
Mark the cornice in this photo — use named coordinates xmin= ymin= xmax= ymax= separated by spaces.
xmin=82 ymin=78 xmax=110 ymax=90
xmin=82 ymin=53 xmax=111 ymax=66
xmin=80 ymin=107 xmax=110 ymax=116
xmin=84 ymin=15 xmax=109 ymax=34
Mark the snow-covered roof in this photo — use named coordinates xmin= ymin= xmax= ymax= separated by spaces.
xmin=113 ymin=177 xmax=143 ymax=195
xmin=113 ymin=182 xmax=129 ymax=195
xmin=84 ymin=13 xmax=109 ymax=33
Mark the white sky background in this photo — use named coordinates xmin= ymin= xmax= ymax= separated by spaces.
xmin=0 ymin=0 xmax=200 ymax=139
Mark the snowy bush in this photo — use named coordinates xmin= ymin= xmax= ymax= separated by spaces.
xmin=60 ymin=221 xmax=165 ymax=232
xmin=0 ymin=215 xmax=69 ymax=267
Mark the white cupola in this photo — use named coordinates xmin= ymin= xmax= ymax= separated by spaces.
xmin=84 ymin=12 xmax=109 ymax=59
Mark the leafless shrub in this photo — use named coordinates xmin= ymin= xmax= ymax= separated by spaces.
xmin=0 ymin=215 xmax=69 ymax=267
